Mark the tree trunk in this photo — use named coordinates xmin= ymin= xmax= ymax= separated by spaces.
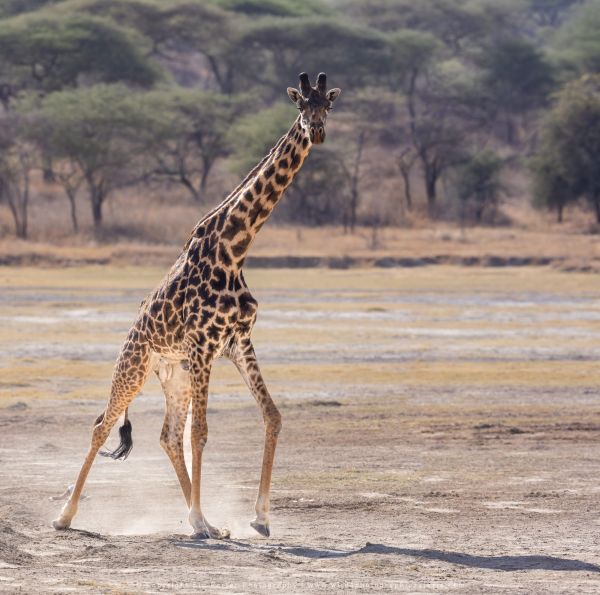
xmin=348 ymin=131 xmax=365 ymax=234
xmin=7 ymin=199 xmax=27 ymax=238
xmin=400 ymin=167 xmax=413 ymax=211
xmin=207 ymin=55 xmax=234 ymax=95
xmin=424 ymin=166 xmax=437 ymax=216
xmin=557 ymin=202 xmax=563 ymax=224
xmin=17 ymin=215 xmax=26 ymax=238
xmin=43 ymin=167 xmax=55 ymax=183
xmin=349 ymin=194 xmax=358 ymax=233
xmin=398 ymin=149 xmax=415 ymax=212
xmin=180 ymin=172 xmax=202 ymax=202
xmin=92 ymin=200 xmax=102 ymax=227
xmin=475 ymin=204 xmax=484 ymax=223
xmin=91 ymin=190 xmax=103 ymax=228
xmin=5 ymin=178 xmax=29 ymax=239
xmin=200 ymin=166 xmax=210 ymax=195
xmin=67 ymin=190 xmax=79 ymax=233
xmin=86 ymin=174 xmax=107 ymax=229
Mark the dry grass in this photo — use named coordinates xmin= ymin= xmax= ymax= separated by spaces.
xmin=1 ymin=180 xmax=600 ymax=269
xmin=1 ymin=225 xmax=600 ymax=269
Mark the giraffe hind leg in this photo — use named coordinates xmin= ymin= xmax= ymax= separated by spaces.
xmin=155 ymin=359 xmax=192 ymax=506
xmin=156 ymin=358 xmax=230 ymax=539
xmin=52 ymin=332 xmax=151 ymax=530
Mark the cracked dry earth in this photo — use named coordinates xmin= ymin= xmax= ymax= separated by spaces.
xmin=1 ymin=265 xmax=600 ymax=593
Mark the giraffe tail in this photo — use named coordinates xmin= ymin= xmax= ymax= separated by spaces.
xmin=99 ymin=410 xmax=133 ymax=461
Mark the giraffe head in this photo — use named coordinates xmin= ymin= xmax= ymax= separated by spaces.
xmin=287 ymin=72 xmax=341 ymax=145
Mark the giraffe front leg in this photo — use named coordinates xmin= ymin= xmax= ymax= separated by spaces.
xmin=187 ymin=358 xmax=230 ymax=540
xmin=231 ymin=339 xmax=281 ymax=538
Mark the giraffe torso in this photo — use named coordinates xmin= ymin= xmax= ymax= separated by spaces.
xmin=135 ymin=231 xmax=258 ymax=365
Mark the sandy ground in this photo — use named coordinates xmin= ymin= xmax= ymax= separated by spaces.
xmin=1 ymin=266 xmax=600 ymax=593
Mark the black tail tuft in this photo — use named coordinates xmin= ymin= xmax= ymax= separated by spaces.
xmin=99 ymin=419 xmax=133 ymax=461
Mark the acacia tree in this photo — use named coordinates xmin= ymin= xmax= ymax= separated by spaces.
xmin=35 ymin=84 xmax=150 ymax=228
xmin=342 ymin=0 xmax=498 ymax=53
xmin=238 ymin=16 xmax=388 ymax=92
xmin=531 ymin=156 xmax=574 ymax=222
xmin=533 ymin=75 xmax=600 ymax=222
xmin=157 ymin=1 xmax=242 ymax=93
xmin=74 ymin=0 xmax=241 ymax=92
xmin=396 ymin=147 xmax=418 ymax=211
xmin=455 ymin=150 xmax=504 ymax=223
xmin=52 ymin=159 xmax=84 ymax=233
xmin=553 ymin=0 xmax=600 ymax=77
xmin=0 ymin=12 xmax=159 ymax=105
xmin=0 ymin=0 xmax=60 ymax=18
xmin=478 ymin=38 xmax=554 ymax=144
xmin=387 ymin=30 xmax=485 ymax=214
xmin=139 ymin=89 xmax=241 ymax=202
xmin=0 ymin=113 xmax=37 ymax=238
xmin=334 ymin=91 xmax=398 ymax=231
xmin=527 ymin=0 xmax=582 ymax=28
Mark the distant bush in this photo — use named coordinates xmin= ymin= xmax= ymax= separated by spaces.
xmin=455 ymin=150 xmax=505 ymax=224
xmin=532 ymin=75 xmax=600 ymax=223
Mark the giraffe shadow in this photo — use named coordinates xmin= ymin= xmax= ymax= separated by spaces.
xmin=172 ymin=539 xmax=600 ymax=573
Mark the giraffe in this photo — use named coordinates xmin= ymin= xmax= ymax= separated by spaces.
xmin=52 ymin=72 xmax=341 ymax=539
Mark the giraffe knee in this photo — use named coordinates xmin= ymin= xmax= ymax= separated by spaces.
xmin=160 ymin=430 xmax=183 ymax=454
xmin=190 ymin=423 xmax=208 ymax=449
xmin=266 ymin=407 xmax=282 ymax=435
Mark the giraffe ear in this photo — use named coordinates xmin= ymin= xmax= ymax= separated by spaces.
xmin=287 ymin=87 xmax=302 ymax=105
xmin=326 ymin=88 xmax=341 ymax=102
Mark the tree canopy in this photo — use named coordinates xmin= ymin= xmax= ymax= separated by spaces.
xmin=138 ymin=88 xmax=243 ymax=202
xmin=0 ymin=12 xmax=159 ymax=98
xmin=533 ymin=74 xmax=600 ymax=221
xmin=0 ymin=0 xmax=599 ymax=238
xmin=32 ymin=84 xmax=152 ymax=226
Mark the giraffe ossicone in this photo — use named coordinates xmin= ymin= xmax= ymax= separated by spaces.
xmin=52 ymin=72 xmax=341 ymax=538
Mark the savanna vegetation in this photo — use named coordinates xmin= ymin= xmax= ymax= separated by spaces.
xmin=0 ymin=0 xmax=599 ymax=241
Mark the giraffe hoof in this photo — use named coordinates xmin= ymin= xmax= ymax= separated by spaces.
xmin=190 ymin=529 xmax=210 ymax=540
xmin=191 ymin=526 xmax=230 ymax=540
xmin=52 ymin=517 xmax=71 ymax=530
xmin=250 ymin=520 xmax=270 ymax=538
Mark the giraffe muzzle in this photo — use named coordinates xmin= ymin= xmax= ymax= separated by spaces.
xmin=310 ymin=125 xmax=325 ymax=144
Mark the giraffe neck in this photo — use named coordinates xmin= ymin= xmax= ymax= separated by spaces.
xmin=188 ymin=115 xmax=311 ymax=268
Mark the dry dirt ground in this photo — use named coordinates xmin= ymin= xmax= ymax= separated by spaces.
xmin=1 ymin=266 xmax=599 ymax=593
